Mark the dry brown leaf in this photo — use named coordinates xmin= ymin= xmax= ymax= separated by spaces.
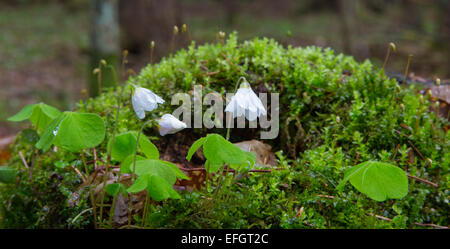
xmin=234 ymin=140 xmax=277 ymax=167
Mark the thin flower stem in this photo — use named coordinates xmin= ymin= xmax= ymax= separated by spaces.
xmin=81 ymin=151 xmax=98 ymax=229
xmin=97 ymin=61 xmax=102 ymax=94
xmin=142 ymin=192 xmax=150 ymax=227
xmin=99 ymin=64 xmax=122 ymax=228
xmin=132 ymin=119 xmax=154 ymax=182
xmin=107 ymin=65 xmax=120 ymax=88
xmin=108 ymin=170 xmax=122 ymax=227
xmin=225 ymin=76 xmax=247 ymax=141
xmin=121 ymin=50 xmax=128 ymax=82
xmin=382 ymin=46 xmax=391 ymax=71
xmin=150 ymin=42 xmax=155 ymax=65
xmin=212 ymin=164 xmax=229 ymax=201
xmin=402 ymin=54 xmax=412 ymax=87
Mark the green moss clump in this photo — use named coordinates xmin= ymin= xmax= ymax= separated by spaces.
xmin=1 ymin=33 xmax=448 ymax=228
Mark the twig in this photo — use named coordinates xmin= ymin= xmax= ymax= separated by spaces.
xmin=368 ymin=213 xmax=448 ymax=229
xmin=200 ymin=71 xmax=220 ymax=77
xmin=407 ymin=174 xmax=439 ymax=187
xmin=353 ymin=153 xmax=360 ymax=166
xmin=316 ymin=200 xmax=330 ymax=228
xmin=407 ymin=140 xmax=425 ymax=161
xmin=93 ymin=148 xmax=98 ymax=170
xmin=394 ymin=130 xmax=426 ymax=160
xmin=179 ymin=167 xmax=273 ymax=173
xmin=412 ymin=223 xmax=448 ymax=229
xmin=18 ymin=151 xmax=29 ymax=169
xmin=220 ymin=52 xmax=241 ymax=72
xmin=317 ymin=194 xmax=335 ymax=199
xmin=118 ymin=224 xmax=145 ymax=229
xmin=391 ymin=144 xmax=400 ymax=160
xmin=71 ymin=208 xmax=93 ymax=224
xmin=19 ymin=150 xmax=38 ymax=194
xmin=71 ymin=165 xmax=87 ymax=183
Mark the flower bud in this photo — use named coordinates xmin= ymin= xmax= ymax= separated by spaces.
xmin=218 ymin=31 xmax=226 ymax=39
xmin=389 ymin=42 xmax=396 ymax=52
xmin=182 ymin=24 xmax=187 ymax=33
xmin=173 ymin=25 xmax=179 ymax=35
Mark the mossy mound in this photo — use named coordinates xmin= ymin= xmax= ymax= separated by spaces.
xmin=1 ymin=33 xmax=448 ymax=228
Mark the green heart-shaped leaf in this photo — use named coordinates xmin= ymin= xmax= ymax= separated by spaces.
xmin=147 ymin=174 xmax=181 ymax=201
xmin=337 ymin=161 xmax=408 ymax=202
xmin=203 ymin=134 xmax=247 ymax=168
xmin=36 ymin=112 xmax=106 ymax=152
xmin=105 ymin=183 xmax=127 ymax=196
xmin=121 ymin=154 xmax=146 ymax=173
xmin=108 ymin=132 xmax=137 ymax=162
xmin=134 ymin=159 xmax=177 ymax=185
xmin=186 ymin=137 xmax=206 ymax=161
xmin=8 ymin=103 xmax=61 ymax=134
xmin=137 ymin=134 xmax=159 ymax=159
xmin=160 ymin=161 xmax=190 ymax=180
xmin=127 ymin=174 xmax=180 ymax=201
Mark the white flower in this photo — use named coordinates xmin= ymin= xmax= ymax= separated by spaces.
xmin=132 ymin=87 xmax=165 ymax=119
xmin=157 ymin=114 xmax=187 ymax=136
xmin=225 ymin=81 xmax=266 ymax=121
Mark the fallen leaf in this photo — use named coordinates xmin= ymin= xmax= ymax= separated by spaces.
xmin=234 ymin=140 xmax=277 ymax=167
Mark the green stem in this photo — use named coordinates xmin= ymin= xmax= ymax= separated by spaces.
xmin=132 ymin=119 xmax=153 ymax=182
xmin=108 ymin=170 xmax=121 ymax=227
xmin=81 ymin=151 xmax=98 ymax=229
xmin=212 ymin=164 xmax=228 ymax=201
xmin=97 ymin=62 xmax=102 ymax=94
xmin=225 ymin=76 xmax=247 ymax=141
xmin=142 ymin=192 xmax=150 ymax=227
xmin=382 ymin=45 xmax=391 ymax=71
xmin=99 ymin=66 xmax=122 ymax=228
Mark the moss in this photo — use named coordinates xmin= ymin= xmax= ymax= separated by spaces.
xmin=1 ymin=33 xmax=448 ymax=228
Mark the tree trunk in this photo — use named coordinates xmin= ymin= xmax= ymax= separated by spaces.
xmin=89 ymin=0 xmax=120 ymax=97
xmin=338 ymin=0 xmax=356 ymax=55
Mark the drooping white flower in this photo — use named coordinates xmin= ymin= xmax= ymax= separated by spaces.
xmin=132 ymin=87 xmax=165 ymax=119
xmin=157 ymin=114 xmax=187 ymax=136
xmin=225 ymin=81 xmax=266 ymax=121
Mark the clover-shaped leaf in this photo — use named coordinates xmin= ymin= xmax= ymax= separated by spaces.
xmin=36 ymin=112 xmax=106 ymax=152
xmin=108 ymin=132 xmax=137 ymax=162
xmin=186 ymin=134 xmax=252 ymax=173
xmin=127 ymin=174 xmax=180 ymax=201
xmin=8 ymin=103 xmax=61 ymax=134
xmin=337 ymin=161 xmax=408 ymax=202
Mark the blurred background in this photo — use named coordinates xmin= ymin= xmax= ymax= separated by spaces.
xmin=1 ymin=0 xmax=449 ymax=138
